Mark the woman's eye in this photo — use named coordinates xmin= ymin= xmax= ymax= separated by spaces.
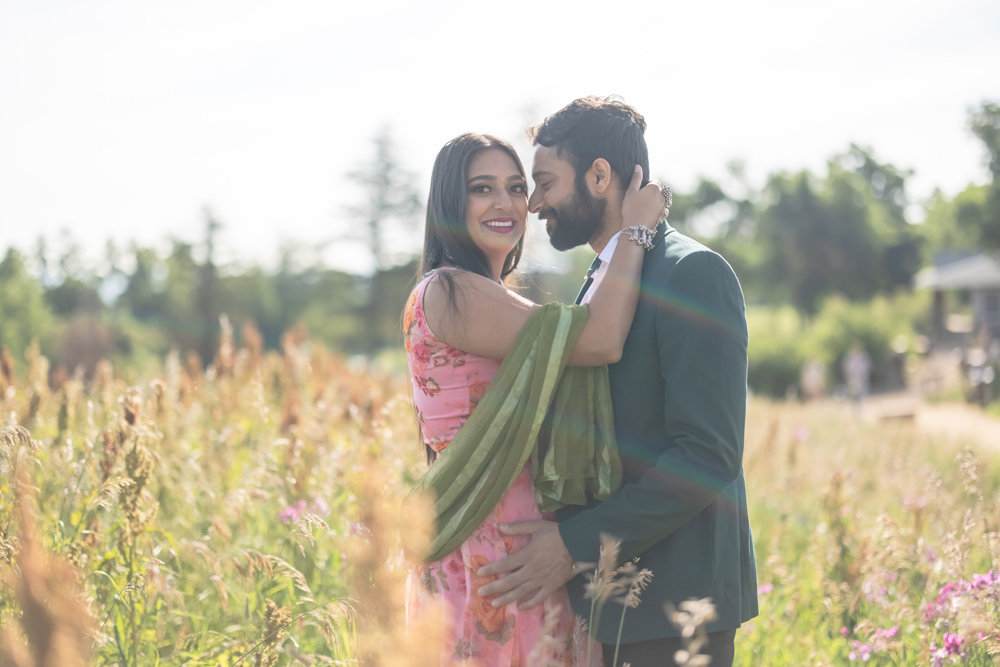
xmin=511 ymin=184 xmax=527 ymax=194
xmin=471 ymin=184 xmax=490 ymax=194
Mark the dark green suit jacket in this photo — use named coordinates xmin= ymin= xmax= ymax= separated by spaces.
xmin=557 ymin=223 xmax=758 ymax=643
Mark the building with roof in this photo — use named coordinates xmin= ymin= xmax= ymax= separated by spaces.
xmin=915 ymin=253 xmax=1000 ymax=342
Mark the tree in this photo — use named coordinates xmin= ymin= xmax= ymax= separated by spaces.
xmin=920 ymin=101 xmax=1000 ymax=254
xmin=345 ymin=128 xmax=423 ymax=353
xmin=836 ymin=145 xmax=922 ymax=290
xmin=346 ymin=128 xmax=423 ymax=272
xmin=118 ymin=245 xmax=166 ymax=320
xmin=969 ymin=101 xmax=1000 ymax=248
xmin=0 ymin=249 xmax=54 ymax=360
xmin=194 ymin=209 xmax=223 ymax=364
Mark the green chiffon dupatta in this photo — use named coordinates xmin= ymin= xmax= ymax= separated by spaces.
xmin=408 ymin=303 xmax=622 ymax=563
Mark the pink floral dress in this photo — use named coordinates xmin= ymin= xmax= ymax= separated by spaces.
xmin=403 ymin=270 xmax=587 ymax=666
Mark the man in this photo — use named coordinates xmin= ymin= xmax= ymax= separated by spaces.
xmin=477 ymin=96 xmax=758 ymax=666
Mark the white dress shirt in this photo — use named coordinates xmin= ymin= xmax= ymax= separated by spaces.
xmin=580 ymin=231 xmax=621 ymax=305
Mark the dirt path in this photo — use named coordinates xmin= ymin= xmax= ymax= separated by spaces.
xmin=863 ymin=393 xmax=1000 ymax=451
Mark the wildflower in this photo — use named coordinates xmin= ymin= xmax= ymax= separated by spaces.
xmin=848 ymin=640 xmax=872 ymax=661
xmin=861 ymin=579 xmax=888 ymax=604
xmin=793 ymin=425 xmax=810 ymax=441
xmin=943 ymin=633 xmax=963 ymax=656
xmin=757 ymin=583 xmax=773 ymax=595
xmin=841 ymin=626 xmax=849 ymax=637
xmin=970 ymin=569 xmax=998 ymax=590
xmin=279 ymin=500 xmax=309 ymax=525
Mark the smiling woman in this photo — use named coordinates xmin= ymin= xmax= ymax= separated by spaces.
xmin=463 ymin=149 xmax=529 ymax=277
xmin=401 ymin=131 xmax=665 ymax=665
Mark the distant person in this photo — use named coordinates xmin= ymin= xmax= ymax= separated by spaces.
xmin=800 ymin=358 xmax=827 ymax=402
xmin=402 ymin=131 xmax=665 ymax=664
xmin=842 ymin=344 xmax=872 ymax=413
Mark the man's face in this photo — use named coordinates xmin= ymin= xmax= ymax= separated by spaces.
xmin=529 ymin=145 xmax=606 ymax=252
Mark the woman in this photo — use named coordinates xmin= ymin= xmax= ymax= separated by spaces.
xmin=403 ymin=133 xmax=663 ymax=665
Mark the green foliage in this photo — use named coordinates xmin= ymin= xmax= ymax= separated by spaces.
xmin=920 ymin=101 xmax=1000 ymax=254
xmin=922 ymin=185 xmax=991 ymax=257
xmin=752 ymin=148 xmax=923 ymax=314
xmin=747 ymin=306 xmax=806 ymax=398
xmin=0 ymin=248 xmax=55 ymax=360
xmin=674 ymin=145 xmax=924 ymax=315
xmin=747 ymin=293 xmax=929 ymax=397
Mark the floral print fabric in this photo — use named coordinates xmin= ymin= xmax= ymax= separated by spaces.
xmin=403 ymin=271 xmax=588 ymax=666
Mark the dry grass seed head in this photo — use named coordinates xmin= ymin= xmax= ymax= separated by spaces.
xmin=289 ymin=512 xmax=330 ymax=556
xmin=621 ymin=568 xmax=654 ymax=609
xmin=209 ymin=574 xmax=229 ymax=613
xmin=957 ymin=448 xmax=983 ymax=502
xmin=0 ymin=472 xmax=96 ymax=667
xmin=0 ymin=426 xmax=38 ymax=469
xmin=255 ymin=598 xmax=292 ymax=667
xmin=584 ymin=533 xmax=623 ymax=605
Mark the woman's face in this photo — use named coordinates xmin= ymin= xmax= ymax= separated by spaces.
xmin=464 ymin=148 xmax=528 ymax=268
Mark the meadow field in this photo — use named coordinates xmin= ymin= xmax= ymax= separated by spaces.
xmin=1 ymin=328 xmax=998 ymax=666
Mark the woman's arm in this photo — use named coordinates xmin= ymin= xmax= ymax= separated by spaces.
xmin=424 ymin=166 xmax=664 ymax=367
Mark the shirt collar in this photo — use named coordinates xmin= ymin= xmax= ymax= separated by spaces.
xmin=596 ymin=231 xmax=621 ymax=265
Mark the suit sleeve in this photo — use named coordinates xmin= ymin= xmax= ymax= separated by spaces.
xmin=558 ymin=250 xmax=748 ymax=564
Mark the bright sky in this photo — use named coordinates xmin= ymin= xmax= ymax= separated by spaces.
xmin=1 ymin=0 xmax=998 ymax=274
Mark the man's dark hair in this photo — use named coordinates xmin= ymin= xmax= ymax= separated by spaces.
xmin=527 ymin=95 xmax=650 ymax=191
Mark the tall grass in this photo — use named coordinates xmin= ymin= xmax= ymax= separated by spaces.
xmin=0 ymin=329 xmax=997 ymax=665
xmin=740 ymin=402 xmax=1000 ymax=665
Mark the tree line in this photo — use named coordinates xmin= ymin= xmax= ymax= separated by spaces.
xmin=0 ymin=103 xmax=997 ymax=383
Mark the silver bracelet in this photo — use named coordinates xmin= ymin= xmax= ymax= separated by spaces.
xmin=623 ymin=225 xmax=655 ymax=251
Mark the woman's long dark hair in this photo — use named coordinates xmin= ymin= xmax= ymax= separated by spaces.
xmin=414 ymin=133 xmax=527 ymax=463
xmin=420 ymin=132 xmax=526 ymax=286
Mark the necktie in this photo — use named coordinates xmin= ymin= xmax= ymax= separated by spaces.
xmin=574 ymin=255 xmax=603 ymax=305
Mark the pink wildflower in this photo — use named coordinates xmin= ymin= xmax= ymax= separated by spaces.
xmin=944 ymin=633 xmax=963 ymax=656
xmin=971 ymin=570 xmax=998 ymax=589
xmin=279 ymin=499 xmax=309 ymax=524
xmin=757 ymin=583 xmax=773 ymax=595
xmin=849 ymin=640 xmax=872 ymax=661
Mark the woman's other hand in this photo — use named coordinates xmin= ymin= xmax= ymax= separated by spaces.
xmin=622 ymin=165 xmax=666 ymax=230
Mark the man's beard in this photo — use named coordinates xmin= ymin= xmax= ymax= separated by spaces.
xmin=541 ymin=184 xmax=607 ymax=252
